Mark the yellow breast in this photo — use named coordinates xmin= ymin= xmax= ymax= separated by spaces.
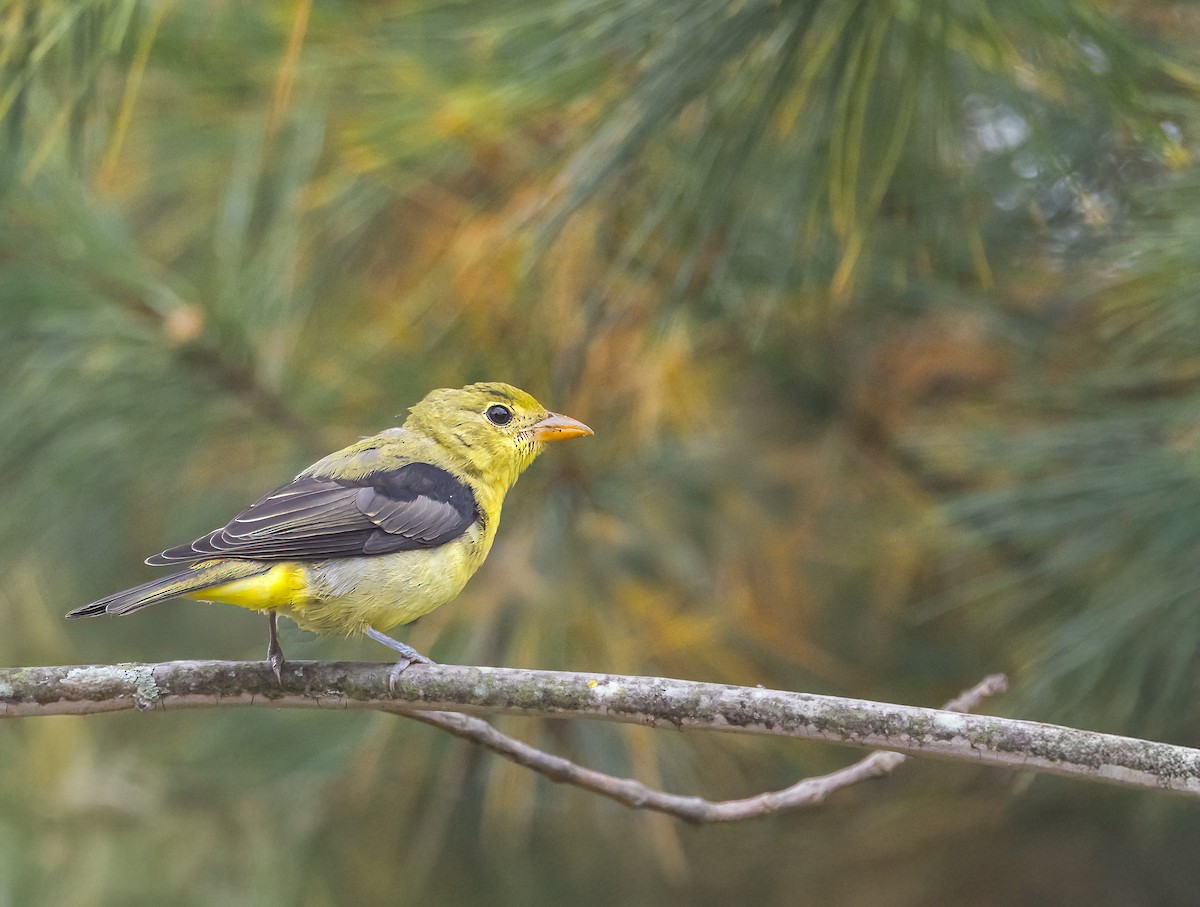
xmin=284 ymin=522 xmax=493 ymax=635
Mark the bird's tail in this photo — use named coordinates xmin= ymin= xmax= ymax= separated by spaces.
xmin=67 ymin=560 xmax=273 ymax=618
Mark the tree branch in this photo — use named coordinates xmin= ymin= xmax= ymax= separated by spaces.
xmin=393 ymin=674 xmax=1007 ymax=823
xmin=2 ymin=661 xmax=1198 ymax=800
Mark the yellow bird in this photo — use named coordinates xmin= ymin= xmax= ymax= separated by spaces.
xmin=68 ymin=383 xmax=592 ymax=682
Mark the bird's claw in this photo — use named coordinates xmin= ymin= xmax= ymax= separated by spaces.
xmin=266 ymin=609 xmax=285 ymax=686
xmin=365 ymin=626 xmax=433 ymax=693
xmin=388 ymin=652 xmax=434 ymax=693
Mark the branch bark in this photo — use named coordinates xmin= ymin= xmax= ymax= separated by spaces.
xmin=396 ymin=674 xmax=1006 ymax=822
xmin=2 ymin=660 xmax=1198 ymax=800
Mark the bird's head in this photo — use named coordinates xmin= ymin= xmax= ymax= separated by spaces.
xmin=405 ymin=382 xmax=592 ymax=487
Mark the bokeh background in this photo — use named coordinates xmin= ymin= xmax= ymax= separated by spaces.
xmin=4 ymin=1 xmax=1200 ymax=903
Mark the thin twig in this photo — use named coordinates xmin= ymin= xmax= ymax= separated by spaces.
xmin=394 ymin=674 xmax=1006 ymax=823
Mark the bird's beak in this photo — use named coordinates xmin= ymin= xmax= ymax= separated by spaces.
xmin=531 ymin=412 xmax=593 ymax=442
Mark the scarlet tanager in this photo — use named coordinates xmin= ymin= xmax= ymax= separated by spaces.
xmin=67 ymin=383 xmax=592 ymax=683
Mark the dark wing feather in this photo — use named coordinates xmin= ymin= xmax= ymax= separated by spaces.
xmin=145 ymin=462 xmax=478 ymax=565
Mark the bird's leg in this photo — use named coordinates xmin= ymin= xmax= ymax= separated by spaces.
xmin=266 ymin=609 xmax=285 ymax=684
xmin=365 ymin=626 xmax=434 ymax=692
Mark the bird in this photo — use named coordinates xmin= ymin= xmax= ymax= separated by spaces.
xmin=67 ymin=382 xmax=592 ymax=685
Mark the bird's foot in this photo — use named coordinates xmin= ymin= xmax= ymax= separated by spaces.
xmin=387 ymin=652 xmax=434 ymax=693
xmin=266 ymin=609 xmax=285 ymax=686
xmin=365 ymin=627 xmax=435 ymax=693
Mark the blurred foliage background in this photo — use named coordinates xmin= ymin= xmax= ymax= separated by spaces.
xmin=3 ymin=0 xmax=1200 ymax=903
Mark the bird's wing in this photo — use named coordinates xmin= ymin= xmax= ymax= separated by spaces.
xmin=145 ymin=462 xmax=478 ymax=565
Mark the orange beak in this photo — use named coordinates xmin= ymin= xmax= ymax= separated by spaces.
xmin=531 ymin=412 xmax=593 ymax=442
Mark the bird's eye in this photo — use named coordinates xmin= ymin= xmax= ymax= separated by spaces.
xmin=485 ymin=404 xmax=513 ymax=426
